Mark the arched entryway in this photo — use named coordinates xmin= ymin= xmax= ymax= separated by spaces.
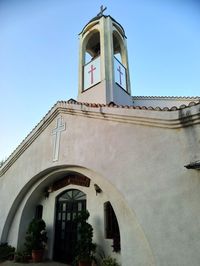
xmin=53 ymin=189 xmax=86 ymax=263
xmin=4 ymin=165 xmax=155 ymax=266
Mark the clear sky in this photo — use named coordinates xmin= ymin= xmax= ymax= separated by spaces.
xmin=0 ymin=0 xmax=200 ymax=160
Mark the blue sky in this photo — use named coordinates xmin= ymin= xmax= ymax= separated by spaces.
xmin=0 ymin=0 xmax=200 ymax=160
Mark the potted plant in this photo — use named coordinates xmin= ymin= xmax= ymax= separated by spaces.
xmin=101 ymin=256 xmax=120 ymax=266
xmin=24 ymin=218 xmax=48 ymax=262
xmin=14 ymin=251 xmax=31 ymax=263
xmin=74 ymin=210 xmax=96 ymax=266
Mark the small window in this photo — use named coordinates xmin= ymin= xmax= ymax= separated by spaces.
xmin=35 ymin=204 xmax=43 ymax=219
xmin=104 ymin=201 xmax=121 ymax=252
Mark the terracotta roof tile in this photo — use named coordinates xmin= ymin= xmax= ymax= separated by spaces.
xmin=65 ymin=99 xmax=199 ymax=112
xmin=170 ymin=106 xmax=178 ymax=111
xmin=162 ymin=107 xmax=170 ymax=111
xmin=179 ymin=104 xmax=187 ymax=109
xmin=189 ymin=101 xmax=197 ymax=106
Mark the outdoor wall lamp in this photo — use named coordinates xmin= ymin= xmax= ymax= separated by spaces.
xmin=44 ymin=186 xmax=53 ymax=199
xmin=94 ymin=184 xmax=102 ymax=195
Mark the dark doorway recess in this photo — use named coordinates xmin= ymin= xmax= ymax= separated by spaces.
xmin=104 ymin=201 xmax=121 ymax=252
xmin=53 ymin=189 xmax=86 ymax=263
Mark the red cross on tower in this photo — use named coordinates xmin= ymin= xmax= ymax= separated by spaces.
xmin=88 ymin=64 xmax=96 ymax=84
xmin=117 ymin=65 xmax=123 ymax=85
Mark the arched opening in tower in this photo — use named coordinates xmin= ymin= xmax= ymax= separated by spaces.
xmin=85 ymin=31 xmax=100 ymax=64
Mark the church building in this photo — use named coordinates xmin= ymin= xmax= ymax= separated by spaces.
xmin=1 ymin=8 xmax=200 ymax=266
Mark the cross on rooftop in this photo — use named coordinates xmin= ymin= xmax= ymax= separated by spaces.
xmin=97 ymin=5 xmax=107 ymax=16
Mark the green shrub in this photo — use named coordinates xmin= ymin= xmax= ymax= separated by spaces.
xmin=0 ymin=242 xmax=15 ymax=261
xmin=24 ymin=218 xmax=48 ymax=254
xmin=74 ymin=210 xmax=96 ymax=262
xmin=102 ymin=256 xmax=120 ymax=266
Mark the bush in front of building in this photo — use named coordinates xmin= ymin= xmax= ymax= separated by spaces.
xmin=0 ymin=242 xmax=15 ymax=261
xmin=74 ymin=210 xmax=96 ymax=265
xmin=24 ymin=218 xmax=48 ymax=262
xmin=24 ymin=218 xmax=48 ymax=253
xmin=101 ymin=256 xmax=120 ymax=266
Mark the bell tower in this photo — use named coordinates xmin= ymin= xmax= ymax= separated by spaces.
xmin=77 ymin=7 xmax=132 ymax=105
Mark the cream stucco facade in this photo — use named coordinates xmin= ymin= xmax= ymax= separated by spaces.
xmin=1 ymin=12 xmax=200 ymax=266
xmin=1 ymin=100 xmax=200 ymax=265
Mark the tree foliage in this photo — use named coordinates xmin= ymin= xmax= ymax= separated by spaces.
xmin=0 ymin=159 xmax=5 ymax=167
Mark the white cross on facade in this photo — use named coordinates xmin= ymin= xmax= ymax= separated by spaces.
xmin=52 ymin=116 xmax=66 ymax=162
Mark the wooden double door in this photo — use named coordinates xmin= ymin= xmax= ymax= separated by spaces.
xmin=53 ymin=189 xmax=86 ymax=263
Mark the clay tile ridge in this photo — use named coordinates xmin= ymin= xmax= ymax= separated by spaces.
xmin=66 ymin=99 xmax=200 ymax=111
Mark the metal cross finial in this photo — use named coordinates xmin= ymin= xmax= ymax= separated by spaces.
xmin=97 ymin=5 xmax=107 ymax=16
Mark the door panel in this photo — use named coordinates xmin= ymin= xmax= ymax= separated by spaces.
xmin=54 ymin=189 xmax=86 ymax=263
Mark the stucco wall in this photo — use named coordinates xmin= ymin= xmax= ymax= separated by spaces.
xmin=0 ymin=102 xmax=200 ymax=265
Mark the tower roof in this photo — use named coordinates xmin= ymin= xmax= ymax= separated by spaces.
xmin=79 ymin=14 xmax=126 ymax=38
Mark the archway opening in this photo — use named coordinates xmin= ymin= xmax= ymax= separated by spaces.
xmin=113 ymin=31 xmax=122 ymax=63
xmin=85 ymin=31 xmax=100 ymax=64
